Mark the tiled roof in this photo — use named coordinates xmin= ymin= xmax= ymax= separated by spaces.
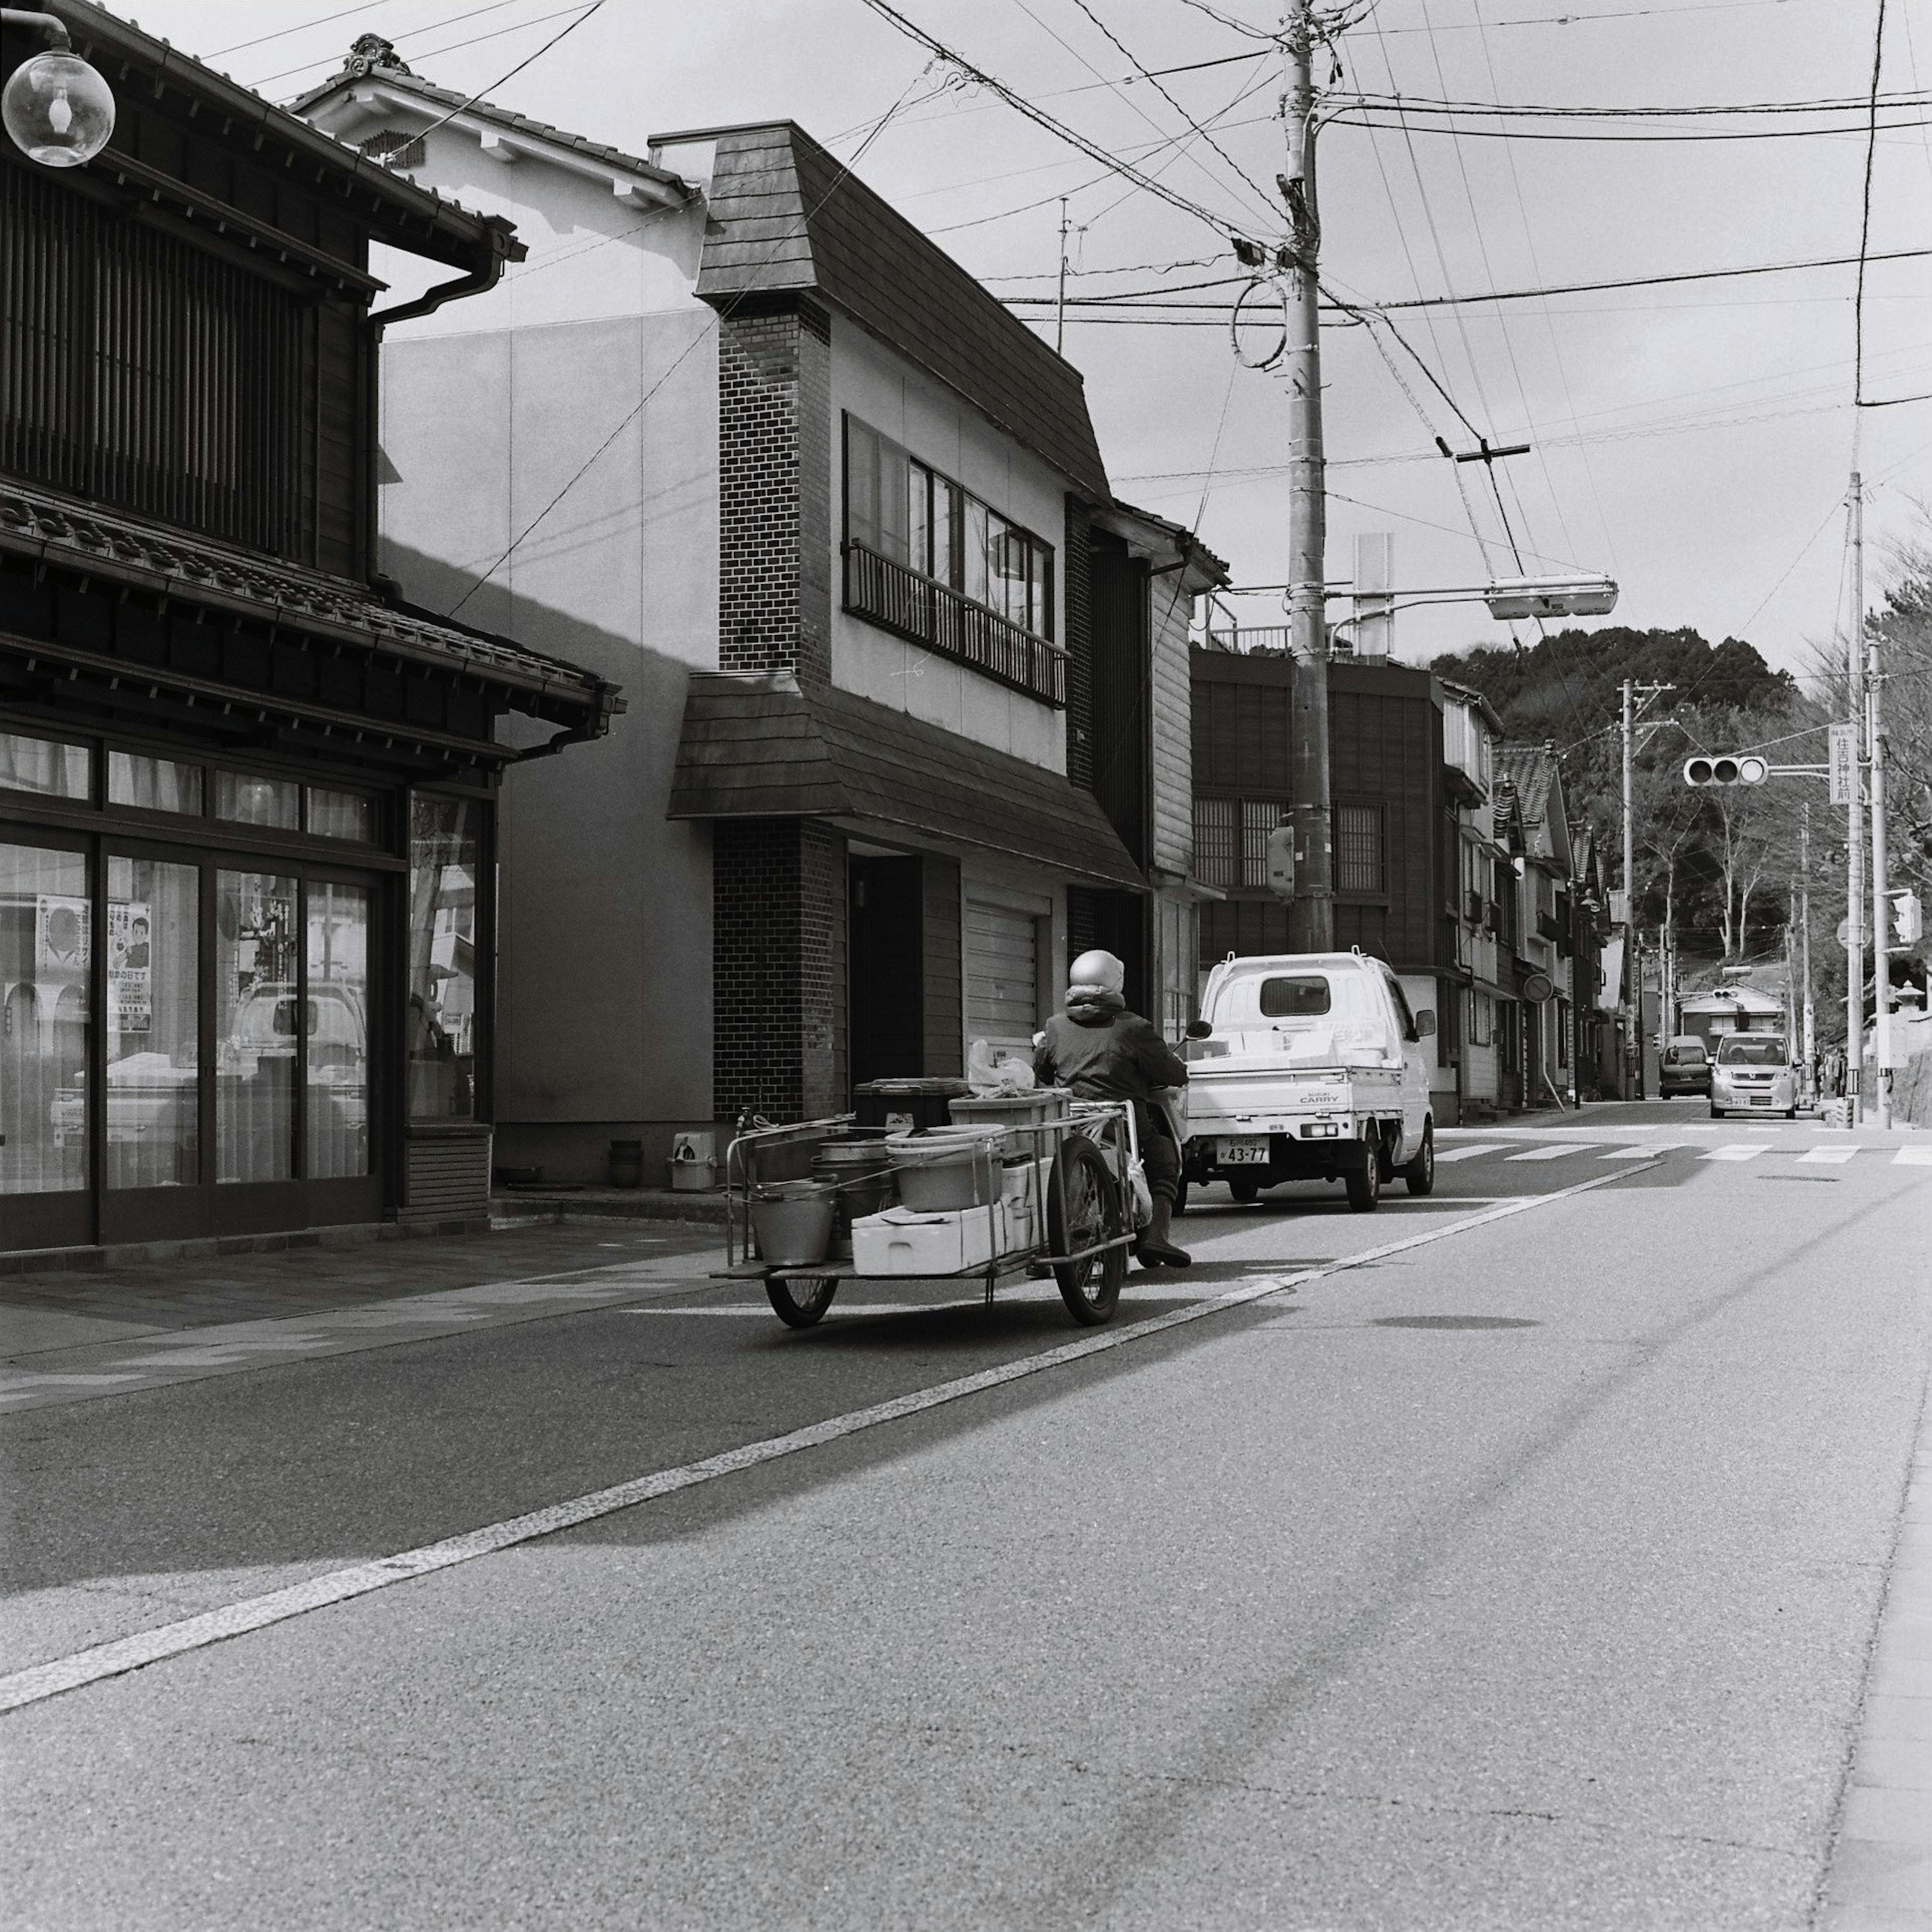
xmin=691 ymin=123 xmax=1111 ymax=501
xmin=288 ymin=45 xmax=688 ymax=198
xmin=0 ymin=482 xmax=617 ymax=720
xmin=669 ymin=675 xmax=1144 ymax=889
xmin=1495 ymin=744 xmax=1560 ymax=829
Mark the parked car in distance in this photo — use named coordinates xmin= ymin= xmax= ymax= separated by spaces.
xmin=1710 ymin=1033 xmax=1798 ymax=1119
xmin=1659 ymin=1035 xmax=1711 ymax=1097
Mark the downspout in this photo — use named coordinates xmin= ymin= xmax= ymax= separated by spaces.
xmin=370 ymin=224 xmax=519 ymax=331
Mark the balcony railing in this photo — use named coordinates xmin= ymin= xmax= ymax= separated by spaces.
xmin=844 ymin=543 xmax=1067 ymax=708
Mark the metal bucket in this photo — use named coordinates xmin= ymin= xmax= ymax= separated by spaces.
xmin=749 ymin=1181 xmax=836 ymax=1267
xmin=886 ymin=1126 xmax=1008 ymax=1212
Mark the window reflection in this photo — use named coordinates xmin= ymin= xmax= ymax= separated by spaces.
xmin=408 ymin=797 xmax=478 ymax=1119
xmin=106 ymin=855 xmax=198 ymax=1189
xmin=0 ymin=841 xmax=89 ymax=1195
xmin=307 ymin=786 xmax=375 ymax=843
xmin=306 ymin=881 xmax=370 ymax=1179
xmin=216 ymin=771 xmax=300 ymax=830
xmin=216 ymin=870 xmax=297 ymax=1182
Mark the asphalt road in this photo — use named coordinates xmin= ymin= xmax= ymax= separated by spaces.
xmin=3 ymin=1100 xmax=1927 ymax=1930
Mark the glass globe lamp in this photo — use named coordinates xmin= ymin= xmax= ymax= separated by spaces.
xmin=3 ymin=47 xmax=115 ymax=167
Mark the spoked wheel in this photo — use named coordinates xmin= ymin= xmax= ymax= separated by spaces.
xmin=765 ymin=1274 xmax=839 ymax=1329
xmin=1048 ymin=1136 xmax=1125 ymax=1327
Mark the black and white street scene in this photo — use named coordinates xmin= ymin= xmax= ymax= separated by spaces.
xmin=2 ymin=2 xmax=1930 ymax=1927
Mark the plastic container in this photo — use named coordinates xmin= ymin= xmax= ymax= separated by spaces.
xmin=667 ymin=1130 xmax=717 ymax=1193
xmin=854 ymin=1079 xmax=970 ymax=1132
xmin=851 ymin=1202 xmax=1004 ymax=1277
xmin=885 ymin=1125 xmax=1008 ymax=1212
xmin=948 ymin=1090 xmax=1069 ymax=1135
xmin=749 ymin=1180 xmax=836 ymax=1267
xmin=608 ymin=1139 xmax=644 ymax=1189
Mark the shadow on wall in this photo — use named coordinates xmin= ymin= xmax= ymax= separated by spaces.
xmin=380 ymin=540 xmax=716 ymax=1173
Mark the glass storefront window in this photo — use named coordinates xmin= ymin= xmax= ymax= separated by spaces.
xmin=106 ymin=856 xmax=199 ymax=1189
xmin=0 ymin=732 xmax=90 ymax=800
xmin=307 ymin=786 xmax=375 ymax=843
xmin=216 ymin=771 xmax=300 ymax=831
xmin=306 ymin=881 xmax=370 ymax=1179
xmin=1 ymin=841 xmax=89 ymax=1195
xmin=216 ymin=869 xmax=298 ymax=1182
xmin=109 ymin=753 xmax=204 ymax=817
xmin=408 ymin=797 xmax=478 ymax=1119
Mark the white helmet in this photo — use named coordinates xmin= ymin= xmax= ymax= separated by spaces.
xmin=1069 ymin=949 xmax=1125 ymax=995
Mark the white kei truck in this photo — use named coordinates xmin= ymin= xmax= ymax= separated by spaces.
xmin=1180 ymin=950 xmax=1437 ymax=1212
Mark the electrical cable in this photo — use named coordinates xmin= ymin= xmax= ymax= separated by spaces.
xmin=250 ymin=0 xmax=555 ymax=88
xmin=1059 ymin=0 xmax=1282 ymax=216
xmin=1326 ymin=112 xmax=1932 ymax=142
xmin=850 ymin=0 xmax=1262 ymax=245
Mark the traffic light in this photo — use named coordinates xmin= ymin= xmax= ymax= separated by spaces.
xmin=1891 ymin=889 xmax=1924 ymax=946
xmin=1683 ymin=754 xmax=1768 ymax=786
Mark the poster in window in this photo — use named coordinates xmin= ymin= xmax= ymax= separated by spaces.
xmin=35 ymin=894 xmax=89 ymax=978
xmin=108 ymin=898 xmax=152 ymax=1033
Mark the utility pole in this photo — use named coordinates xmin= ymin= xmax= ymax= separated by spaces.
xmin=1055 ymin=196 xmax=1069 ymax=356
xmin=1283 ymin=0 xmax=1332 ymax=950
xmin=1846 ymin=471 xmax=1866 ymax=1125
xmin=1870 ymin=627 xmax=1893 ymax=1127
xmin=1800 ymin=801 xmax=1815 ymax=1089
xmin=1622 ymin=678 xmax=1635 ymax=1092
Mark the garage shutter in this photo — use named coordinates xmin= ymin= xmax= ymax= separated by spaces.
xmin=964 ymin=900 xmax=1039 ymax=1050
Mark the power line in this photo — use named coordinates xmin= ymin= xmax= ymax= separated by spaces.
xmin=1326 ymin=111 xmax=1932 ymax=142
xmin=249 ymin=0 xmax=550 ymax=87
xmin=850 ymin=0 xmax=1263 ymax=245
xmin=1334 ymin=85 xmax=1932 ymax=117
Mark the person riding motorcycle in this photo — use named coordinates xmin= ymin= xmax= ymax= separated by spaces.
xmin=1032 ymin=949 xmax=1191 ymax=1268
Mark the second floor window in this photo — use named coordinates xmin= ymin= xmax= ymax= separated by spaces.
xmin=1336 ymin=802 xmax=1387 ymax=895
xmin=845 ymin=417 xmax=1053 ymax=640
xmin=1194 ymin=798 xmax=1287 ymax=889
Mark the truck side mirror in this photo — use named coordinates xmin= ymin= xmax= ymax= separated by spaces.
xmin=1415 ymin=1010 xmax=1437 ymax=1038
xmin=1185 ymin=1018 xmax=1213 ymax=1039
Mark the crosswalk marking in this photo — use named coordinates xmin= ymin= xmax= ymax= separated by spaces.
xmin=1599 ymin=1145 xmax=1661 ymax=1160
xmin=1705 ymin=1145 xmax=1768 ymax=1161
xmin=1505 ymin=1144 xmax=1589 ymax=1162
xmin=1433 ymin=1143 xmax=1506 ymax=1163
xmin=1892 ymin=1145 xmax=1932 ymax=1166
xmin=1799 ymin=1147 xmax=1859 ymax=1165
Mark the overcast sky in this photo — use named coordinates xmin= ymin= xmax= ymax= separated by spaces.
xmin=130 ymin=0 xmax=1932 ymax=681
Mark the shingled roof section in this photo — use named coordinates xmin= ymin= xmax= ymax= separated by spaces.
xmin=670 ymin=675 xmax=1143 ymax=889
xmin=687 ymin=122 xmax=1111 ymax=502
xmin=1496 ymin=744 xmax=1560 ymax=831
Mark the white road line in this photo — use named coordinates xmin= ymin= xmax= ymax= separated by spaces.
xmin=1432 ymin=1144 xmax=1506 ymax=1163
xmin=1599 ymin=1145 xmax=1664 ymax=1160
xmin=1891 ymin=1145 xmax=1932 ymax=1166
xmin=1705 ymin=1145 xmax=1769 ymax=1162
xmin=1799 ymin=1147 xmax=1860 ymax=1165
xmin=1504 ymin=1144 xmax=1589 ymax=1162
xmin=0 ymin=1161 xmax=1659 ymax=1719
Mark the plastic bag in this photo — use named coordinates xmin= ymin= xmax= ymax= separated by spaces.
xmin=1125 ymin=1156 xmax=1153 ymax=1229
xmin=967 ymin=1038 xmax=1036 ymax=1096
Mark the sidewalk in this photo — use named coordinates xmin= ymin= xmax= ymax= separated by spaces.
xmin=0 ymin=1217 xmax=725 ymax=1416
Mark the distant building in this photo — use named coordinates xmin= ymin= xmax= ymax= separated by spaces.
xmin=1494 ymin=745 xmax=1576 ymax=1112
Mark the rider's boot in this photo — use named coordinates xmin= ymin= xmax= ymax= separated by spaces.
xmin=1135 ymin=1195 xmax=1191 ymax=1268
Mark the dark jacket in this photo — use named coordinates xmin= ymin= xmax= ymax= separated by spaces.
xmin=1034 ymin=994 xmax=1188 ymax=1103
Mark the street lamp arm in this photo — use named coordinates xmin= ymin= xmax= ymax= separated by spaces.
xmin=0 ymin=10 xmax=70 ymax=49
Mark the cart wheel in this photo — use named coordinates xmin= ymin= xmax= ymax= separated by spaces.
xmin=1049 ymin=1137 xmax=1125 ymax=1326
xmin=765 ymin=1275 xmax=838 ymax=1329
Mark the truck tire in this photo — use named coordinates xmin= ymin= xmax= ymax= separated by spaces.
xmin=1229 ymin=1176 xmax=1261 ymax=1204
xmin=1344 ymin=1139 xmax=1381 ymax=1212
xmin=1401 ymin=1120 xmax=1435 ymax=1196
xmin=1376 ymin=1131 xmax=1396 ymax=1184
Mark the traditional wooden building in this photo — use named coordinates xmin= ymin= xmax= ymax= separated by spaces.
xmin=1189 ymin=647 xmax=1460 ymax=1123
xmin=1 ymin=4 xmax=615 ymax=1259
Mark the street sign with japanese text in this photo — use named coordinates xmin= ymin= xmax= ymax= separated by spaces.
xmin=1828 ymin=723 xmax=1858 ymax=806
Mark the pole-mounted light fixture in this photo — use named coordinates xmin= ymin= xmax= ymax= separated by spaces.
xmin=2 ymin=9 xmax=115 ymax=168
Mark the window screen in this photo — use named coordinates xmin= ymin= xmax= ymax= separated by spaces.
xmin=1336 ymin=803 xmax=1386 ymax=894
xmin=1194 ymin=798 xmax=1237 ymax=887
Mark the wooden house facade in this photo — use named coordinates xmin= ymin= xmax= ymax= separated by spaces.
xmin=1 ymin=4 xmax=616 ymax=1260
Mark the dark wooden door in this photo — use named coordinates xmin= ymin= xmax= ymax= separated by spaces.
xmin=850 ymin=856 xmax=924 ymax=1087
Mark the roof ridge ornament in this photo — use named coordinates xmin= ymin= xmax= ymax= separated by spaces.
xmin=348 ymin=33 xmax=411 ymax=77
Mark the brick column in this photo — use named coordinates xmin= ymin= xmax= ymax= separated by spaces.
xmin=716 ymin=298 xmax=832 ymax=682
xmin=713 ymin=818 xmax=846 ymax=1123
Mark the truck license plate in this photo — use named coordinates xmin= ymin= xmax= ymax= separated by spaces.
xmin=1221 ymin=1137 xmax=1270 ymax=1165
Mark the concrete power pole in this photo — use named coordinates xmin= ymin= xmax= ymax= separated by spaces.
xmin=1870 ymin=628 xmax=1893 ymax=1128
xmin=1283 ymin=1 xmax=1333 ymax=951
xmin=1622 ymin=678 xmax=1635 ymax=1093
xmin=1800 ymin=801 xmax=1815 ymax=1088
xmin=1846 ymin=472 xmax=1866 ymax=1125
